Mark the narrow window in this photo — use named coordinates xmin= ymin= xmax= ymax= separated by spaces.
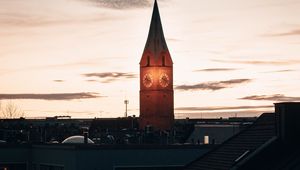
xmin=147 ymin=56 xmax=150 ymax=66
xmin=162 ymin=55 xmax=165 ymax=66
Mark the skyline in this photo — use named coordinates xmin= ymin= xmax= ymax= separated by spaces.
xmin=1 ymin=0 xmax=300 ymax=118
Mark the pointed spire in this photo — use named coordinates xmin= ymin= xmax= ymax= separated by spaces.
xmin=144 ymin=0 xmax=169 ymax=59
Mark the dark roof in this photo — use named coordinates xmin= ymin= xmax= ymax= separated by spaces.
xmin=235 ymin=139 xmax=300 ymax=170
xmin=144 ymin=0 xmax=169 ymax=59
xmin=185 ymin=113 xmax=276 ymax=170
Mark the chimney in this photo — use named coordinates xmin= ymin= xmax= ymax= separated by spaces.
xmin=275 ymin=102 xmax=300 ymax=144
xmin=83 ymin=131 xmax=88 ymax=144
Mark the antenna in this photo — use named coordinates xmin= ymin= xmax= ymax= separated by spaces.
xmin=124 ymin=99 xmax=129 ymax=117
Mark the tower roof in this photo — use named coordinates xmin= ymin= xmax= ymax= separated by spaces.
xmin=144 ymin=0 xmax=169 ymax=58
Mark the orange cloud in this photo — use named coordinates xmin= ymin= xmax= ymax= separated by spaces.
xmin=0 ymin=92 xmax=103 ymax=100
xmin=240 ymin=94 xmax=300 ymax=102
xmin=176 ymin=79 xmax=251 ymax=91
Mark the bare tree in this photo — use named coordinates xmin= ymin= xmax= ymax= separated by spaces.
xmin=0 ymin=101 xmax=25 ymax=119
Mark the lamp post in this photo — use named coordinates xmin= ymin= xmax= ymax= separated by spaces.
xmin=124 ymin=100 xmax=129 ymax=117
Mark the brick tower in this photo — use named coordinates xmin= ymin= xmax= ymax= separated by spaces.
xmin=139 ymin=0 xmax=174 ymax=130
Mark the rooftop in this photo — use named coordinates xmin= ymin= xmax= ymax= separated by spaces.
xmin=185 ymin=113 xmax=276 ymax=170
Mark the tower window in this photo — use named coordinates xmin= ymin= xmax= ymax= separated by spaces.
xmin=162 ymin=55 xmax=165 ymax=66
xmin=147 ymin=56 xmax=150 ymax=66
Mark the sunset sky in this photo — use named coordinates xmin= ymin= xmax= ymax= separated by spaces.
xmin=1 ymin=0 xmax=300 ymax=118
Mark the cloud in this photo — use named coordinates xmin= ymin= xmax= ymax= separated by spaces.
xmin=194 ymin=68 xmax=238 ymax=72
xmin=82 ymin=72 xmax=137 ymax=83
xmin=175 ymin=79 xmax=251 ymax=91
xmin=239 ymin=94 xmax=300 ymax=102
xmin=266 ymin=29 xmax=300 ymax=37
xmin=0 ymin=10 xmax=112 ymax=28
xmin=212 ymin=59 xmax=300 ymax=66
xmin=176 ymin=105 xmax=273 ymax=112
xmin=262 ymin=69 xmax=295 ymax=73
xmin=0 ymin=58 xmax=111 ymax=76
xmin=1 ymin=15 xmax=65 ymax=27
xmin=166 ymin=38 xmax=181 ymax=42
xmin=86 ymin=0 xmax=151 ymax=9
xmin=53 ymin=80 xmax=64 ymax=82
xmin=0 ymin=0 xmax=117 ymax=28
xmin=0 ymin=92 xmax=102 ymax=101
xmin=86 ymin=79 xmax=98 ymax=82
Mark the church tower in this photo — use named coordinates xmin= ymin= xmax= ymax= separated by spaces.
xmin=139 ymin=0 xmax=174 ymax=130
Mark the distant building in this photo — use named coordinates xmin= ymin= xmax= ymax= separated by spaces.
xmin=186 ymin=124 xmax=241 ymax=145
xmin=0 ymin=117 xmax=140 ymax=144
xmin=139 ymin=0 xmax=174 ymax=130
xmin=0 ymin=115 xmax=253 ymax=145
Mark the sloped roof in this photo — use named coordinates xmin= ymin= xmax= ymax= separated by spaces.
xmin=236 ymin=139 xmax=300 ymax=170
xmin=185 ymin=113 xmax=276 ymax=170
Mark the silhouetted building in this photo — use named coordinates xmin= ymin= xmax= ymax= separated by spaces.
xmin=139 ymin=0 xmax=174 ymax=130
xmin=186 ymin=124 xmax=241 ymax=145
xmin=0 ymin=115 xmax=253 ymax=145
xmin=185 ymin=102 xmax=300 ymax=170
xmin=0 ymin=117 xmax=140 ymax=144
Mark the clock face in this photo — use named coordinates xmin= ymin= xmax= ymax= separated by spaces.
xmin=159 ymin=73 xmax=170 ymax=88
xmin=143 ymin=73 xmax=153 ymax=88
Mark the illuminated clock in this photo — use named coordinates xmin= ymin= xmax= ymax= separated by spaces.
xmin=143 ymin=73 xmax=153 ymax=88
xmin=159 ymin=73 xmax=169 ymax=88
